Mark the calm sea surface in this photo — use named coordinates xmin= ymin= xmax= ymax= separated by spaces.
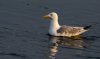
xmin=0 ymin=0 xmax=100 ymax=59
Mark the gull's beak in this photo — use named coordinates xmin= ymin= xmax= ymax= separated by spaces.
xmin=43 ymin=15 xmax=51 ymax=19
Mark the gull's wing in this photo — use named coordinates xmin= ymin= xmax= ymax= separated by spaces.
xmin=57 ymin=25 xmax=87 ymax=36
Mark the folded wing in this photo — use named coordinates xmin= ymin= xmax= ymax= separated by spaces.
xmin=57 ymin=25 xmax=87 ymax=36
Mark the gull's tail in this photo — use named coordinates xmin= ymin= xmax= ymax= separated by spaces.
xmin=84 ymin=25 xmax=92 ymax=30
xmin=83 ymin=22 xmax=99 ymax=30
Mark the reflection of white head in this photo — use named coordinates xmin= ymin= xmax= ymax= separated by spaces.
xmin=50 ymin=45 xmax=58 ymax=57
xmin=50 ymin=46 xmax=58 ymax=53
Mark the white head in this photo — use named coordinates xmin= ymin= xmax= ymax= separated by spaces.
xmin=43 ymin=12 xmax=58 ymax=20
xmin=43 ymin=12 xmax=60 ymax=35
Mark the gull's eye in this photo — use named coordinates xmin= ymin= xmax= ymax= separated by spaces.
xmin=50 ymin=14 xmax=53 ymax=16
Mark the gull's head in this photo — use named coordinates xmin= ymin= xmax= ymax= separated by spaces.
xmin=43 ymin=12 xmax=58 ymax=20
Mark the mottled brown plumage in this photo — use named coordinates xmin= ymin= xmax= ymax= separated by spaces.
xmin=57 ymin=25 xmax=84 ymax=35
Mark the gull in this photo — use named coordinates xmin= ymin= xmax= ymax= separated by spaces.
xmin=43 ymin=12 xmax=92 ymax=37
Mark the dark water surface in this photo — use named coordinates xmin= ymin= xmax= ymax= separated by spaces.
xmin=0 ymin=0 xmax=100 ymax=59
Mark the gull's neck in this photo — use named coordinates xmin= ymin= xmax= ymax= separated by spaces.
xmin=49 ymin=16 xmax=60 ymax=35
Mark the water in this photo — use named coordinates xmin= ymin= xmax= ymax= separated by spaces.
xmin=0 ymin=0 xmax=100 ymax=59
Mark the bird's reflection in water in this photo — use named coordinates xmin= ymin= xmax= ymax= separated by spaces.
xmin=48 ymin=36 xmax=87 ymax=59
xmin=48 ymin=36 xmax=59 ymax=59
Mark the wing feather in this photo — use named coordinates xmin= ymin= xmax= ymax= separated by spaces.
xmin=57 ymin=25 xmax=84 ymax=35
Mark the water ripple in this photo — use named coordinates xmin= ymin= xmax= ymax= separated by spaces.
xmin=0 ymin=52 xmax=28 ymax=59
